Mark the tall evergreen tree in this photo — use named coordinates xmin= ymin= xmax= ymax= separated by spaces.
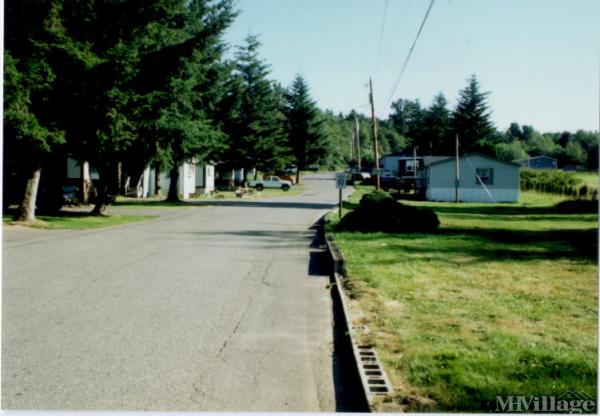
xmin=4 ymin=0 xmax=67 ymax=221
xmin=451 ymin=74 xmax=495 ymax=153
xmin=284 ymin=74 xmax=326 ymax=184
xmin=53 ymin=0 xmax=236 ymax=209
xmin=222 ymin=35 xmax=288 ymax=183
xmin=148 ymin=1 xmax=236 ymax=201
xmin=422 ymin=92 xmax=451 ymax=155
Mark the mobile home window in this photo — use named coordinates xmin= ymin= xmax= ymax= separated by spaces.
xmin=476 ymin=168 xmax=493 ymax=185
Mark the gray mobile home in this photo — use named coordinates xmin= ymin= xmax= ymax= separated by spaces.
xmin=421 ymin=153 xmax=520 ymax=202
xmin=380 ymin=150 xmax=423 ymax=177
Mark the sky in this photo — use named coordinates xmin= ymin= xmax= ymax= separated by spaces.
xmin=224 ymin=0 xmax=599 ymax=133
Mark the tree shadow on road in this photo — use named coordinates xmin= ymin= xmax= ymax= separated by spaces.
xmin=310 ymin=218 xmax=370 ymax=412
xmin=115 ymin=199 xmax=336 ymax=210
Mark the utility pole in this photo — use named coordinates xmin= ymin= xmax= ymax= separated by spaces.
xmin=413 ymin=146 xmax=418 ymax=178
xmin=455 ymin=133 xmax=460 ymax=203
xmin=355 ymin=115 xmax=362 ymax=170
xmin=350 ymin=133 xmax=355 ymax=161
xmin=369 ymin=77 xmax=381 ymax=190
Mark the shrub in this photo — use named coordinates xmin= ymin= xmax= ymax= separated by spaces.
xmin=338 ymin=190 xmax=440 ymax=233
xmin=520 ymin=169 xmax=583 ymax=196
xmin=555 ymin=199 xmax=598 ymax=213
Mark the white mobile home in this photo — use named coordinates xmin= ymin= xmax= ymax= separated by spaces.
xmin=421 ymin=153 xmax=520 ymax=203
xmin=138 ymin=161 xmax=214 ymax=199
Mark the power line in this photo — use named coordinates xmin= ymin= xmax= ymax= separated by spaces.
xmin=385 ymin=0 xmax=436 ymax=109
xmin=373 ymin=0 xmax=389 ymax=79
xmin=386 ymin=0 xmax=411 ymax=54
xmin=349 ymin=103 xmax=370 ymax=113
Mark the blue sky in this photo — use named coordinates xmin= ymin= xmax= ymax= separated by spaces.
xmin=224 ymin=0 xmax=599 ymax=133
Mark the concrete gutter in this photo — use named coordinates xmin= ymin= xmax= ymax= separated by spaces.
xmin=324 ymin=229 xmax=394 ymax=410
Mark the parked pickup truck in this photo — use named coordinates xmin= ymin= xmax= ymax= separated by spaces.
xmin=263 ymin=172 xmax=296 ymax=184
xmin=249 ymin=176 xmax=293 ymax=191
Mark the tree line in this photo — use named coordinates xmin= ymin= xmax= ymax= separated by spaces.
xmin=6 ymin=1 xmax=597 ymax=223
xmin=320 ymin=75 xmax=599 ymax=172
xmin=5 ymin=0 xmax=327 ymax=221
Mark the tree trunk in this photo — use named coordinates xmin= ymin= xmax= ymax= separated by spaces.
xmin=229 ymin=169 xmax=235 ymax=190
xmin=241 ymin=167 xmax=248 ymax=189
xmin=117 ymin=162 xmax=126 ymax=195
xmin=296 ymin=169 xmax=300 ymax=185
xmin=91 ymin=178 xmax=108 ymax=215
xmin=17 ymin=167 xmax=41 ymax=222
xmin=154 ymin=167 xmax=161 ymax=196
xmin=81 ymin=161 xmax=90 ymax=205
xmin=166 ymin=166 xmax=180 ymax=202
xmin=91 ymin=163 xmax=119 ymax=215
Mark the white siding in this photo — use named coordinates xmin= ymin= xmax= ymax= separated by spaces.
xmin=67 ymin=158 xmax=81 ymax=179
xmin=180 ymin=162 xmax=196 ymax=199
xmin=158 ymin=172 xmax=171 ymax=197
xmin=141 ymin=165 xmax=155 ymax=197
xmin=234 ymin=168 xmax=244 ymax=182
xmin=205 ymin=165 xmax=215 ymax=193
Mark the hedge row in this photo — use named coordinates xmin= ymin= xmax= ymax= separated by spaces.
xmin=520 ymin=169 xmax=597 ymax=199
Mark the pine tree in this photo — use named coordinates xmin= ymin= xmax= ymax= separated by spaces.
xmin=284 ymin=75 xmax=326 ymax=184
xmin=53 ymin=0 xmax=236 ymax=208
xmin=4 ymin=0 xmax=66 ymax=221
xmin=222 ymin=35 xmax=288 ymax=184
xmin=150 ymin=1 xmax=236 ymax=201
xmin=422 ymin=92 xmax=451 ymax=155
xmin=451 ymin=74 xmax=495 ymax=152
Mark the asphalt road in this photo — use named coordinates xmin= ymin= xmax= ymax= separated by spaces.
xmin=2 ymin=173 xmax=352 ymax=411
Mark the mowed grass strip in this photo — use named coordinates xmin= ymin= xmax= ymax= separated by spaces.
xmin=4 ymin=214 xmax=156 ymax=230
xmin=574 ymin=171 xmax=599 ymax=189
xmin=331 ymin=188 xmax=598 ymax=411
xmin=113 ymin=184 xmax=306 ymax=207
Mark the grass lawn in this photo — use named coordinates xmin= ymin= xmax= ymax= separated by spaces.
xmin=113 ymin=184 xmax=306 ymax=208
xmin=329 ymin=186 xmax=598 ymax=411
xmin=3 ymin=213 xmax=156 ymax=230
xmin=574 ymin=171 xmax=599 ymax=189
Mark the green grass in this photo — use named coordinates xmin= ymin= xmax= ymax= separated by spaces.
xmin=574 ymin=171 xmax=599 ymax=189
xmin=113 ymin=196 xmax=196 ymax=208
xmin=4 ymin=214 xmax=156 ymax=229
xmin=330 ymin=186 xmax=598 ymax=411
xmin=114 ymin=185 xmax=306 ymax=207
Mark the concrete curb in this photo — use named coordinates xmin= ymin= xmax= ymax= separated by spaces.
xmin=324 ymin=229 xmax=394 ymax=409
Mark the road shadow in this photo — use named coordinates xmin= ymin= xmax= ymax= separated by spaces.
xmin=308 ymin=222 xmax=328 ymax=277
xmin=115 ymin=199 xmax=335 ymax=210
xmin=310 ymin=218 xmax=369 ymax=412
xmin=337 ymin=224 xmax=597 ymax=266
